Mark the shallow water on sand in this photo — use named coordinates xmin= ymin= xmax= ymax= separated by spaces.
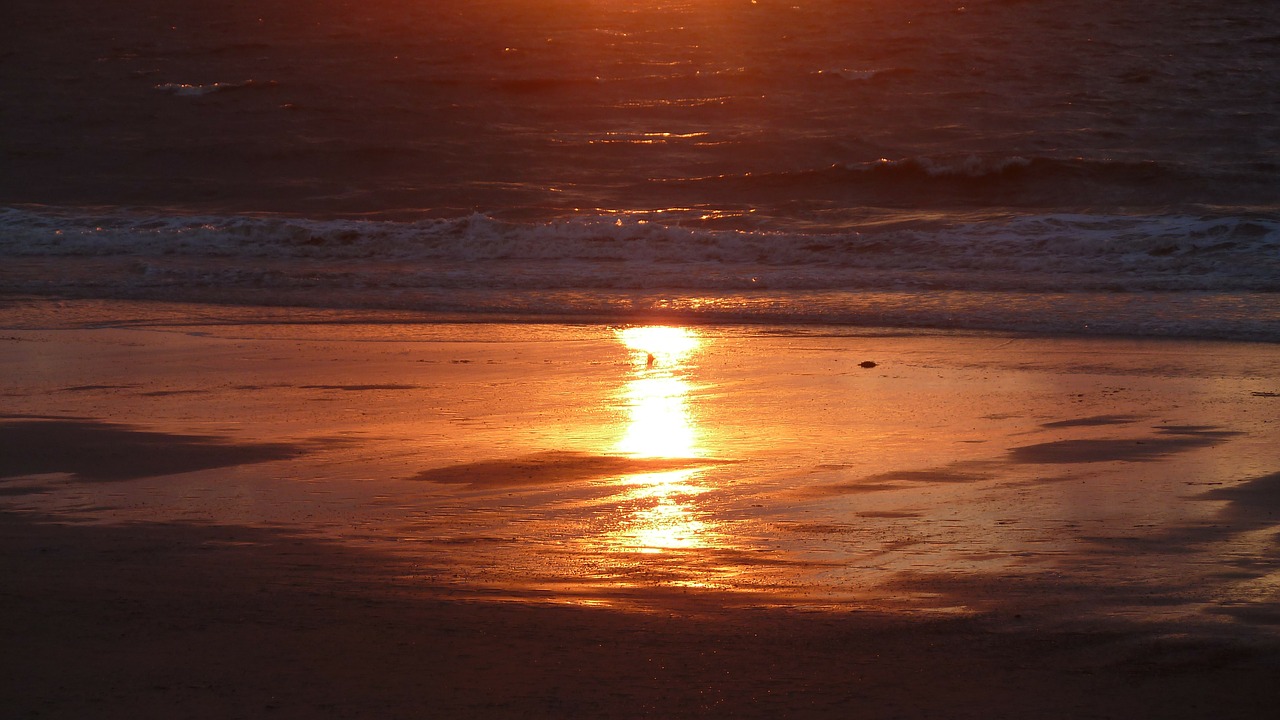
xmin=4 ymin=313 xmax=1279 ymax=634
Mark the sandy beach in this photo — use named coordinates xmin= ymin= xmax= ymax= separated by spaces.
xmin=3 ymin=299 xmax=1280 ymax=717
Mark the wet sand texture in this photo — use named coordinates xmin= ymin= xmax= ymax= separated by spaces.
xmin=3 ymin=315 xmax=1280 ymax=717
xmin=5 ymin=510 xmax=1280 ymax=720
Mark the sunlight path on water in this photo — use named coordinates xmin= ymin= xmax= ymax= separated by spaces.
xmin=599 ymin=327 xmax=730 ymax=585
xmin=616 ymin=326 xmax=702 ymax=459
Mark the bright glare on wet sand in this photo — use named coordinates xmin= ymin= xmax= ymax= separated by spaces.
xmin=6 ymin=306 xmax=1280 ymax=717
xmin=4 ymin=311 xmax=1279 ymax=627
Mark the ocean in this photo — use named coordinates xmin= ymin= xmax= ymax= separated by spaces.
xmin=3 ymin=0 xmax=1278 ymax=339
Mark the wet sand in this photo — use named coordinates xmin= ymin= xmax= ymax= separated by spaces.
xmin=5 ymin=511 xmax=1280 ymax=720
xmin=3 ymin=300 xmax=1280 ymax=717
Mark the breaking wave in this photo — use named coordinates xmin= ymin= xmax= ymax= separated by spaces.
xmin=3 ymin=206 xmax=1278 ymax=294
xmin=3 ymin=205 xmax=1279 ymax=340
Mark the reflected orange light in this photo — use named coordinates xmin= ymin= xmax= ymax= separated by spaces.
xmin=618 ymin=326 xmax=699 ymax=365
xmin=610 ymin=468 xmax=709 ymax=553
xmin=584 ymin=327 xmax=735 ymax=564
xmin=617 ymin=376 xmax=697 ymax=458
xmin=615 ymin=326 xmax=702 ymax=458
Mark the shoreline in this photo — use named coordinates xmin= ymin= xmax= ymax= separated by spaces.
xmin=4 ymin=295 xmax=1280 ymax=346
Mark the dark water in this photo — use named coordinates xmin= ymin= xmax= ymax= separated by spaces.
xmin=2 ymin=0 xmax=1278 ymax=337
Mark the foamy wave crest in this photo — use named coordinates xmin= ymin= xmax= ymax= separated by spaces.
xmin=2 ymin=207 xmax=1277 ymax=295
xmin=4 ymin=206 xmax=1279 ymax=339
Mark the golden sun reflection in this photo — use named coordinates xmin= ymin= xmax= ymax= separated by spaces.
xmin=618 ymin=325 xmax=700 ymax=363
xmin=615 ymin=326 xmax=701 ymax=459
xmin=604 ymin=326 xmax=715 ymax=559
xmin=610 ymin=469 xmax=710 ymax=554
xmin=617 ymin=376 xmax=697 ymax=458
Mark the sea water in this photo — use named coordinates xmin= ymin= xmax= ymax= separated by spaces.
xmin=2 ymin=0 xmax=1277 ymax=339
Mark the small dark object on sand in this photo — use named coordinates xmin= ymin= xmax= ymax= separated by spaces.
xmin=859 ymin=361 xmax=877 ymax=368
xmin=646 ymin=353 xmax=657 ymax=368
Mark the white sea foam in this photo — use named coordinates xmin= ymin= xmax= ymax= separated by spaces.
xmin=3 ymin=208 xmax=1274 ymax=290
xmin=2 ymin=207 xmax=1278 ymax=339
